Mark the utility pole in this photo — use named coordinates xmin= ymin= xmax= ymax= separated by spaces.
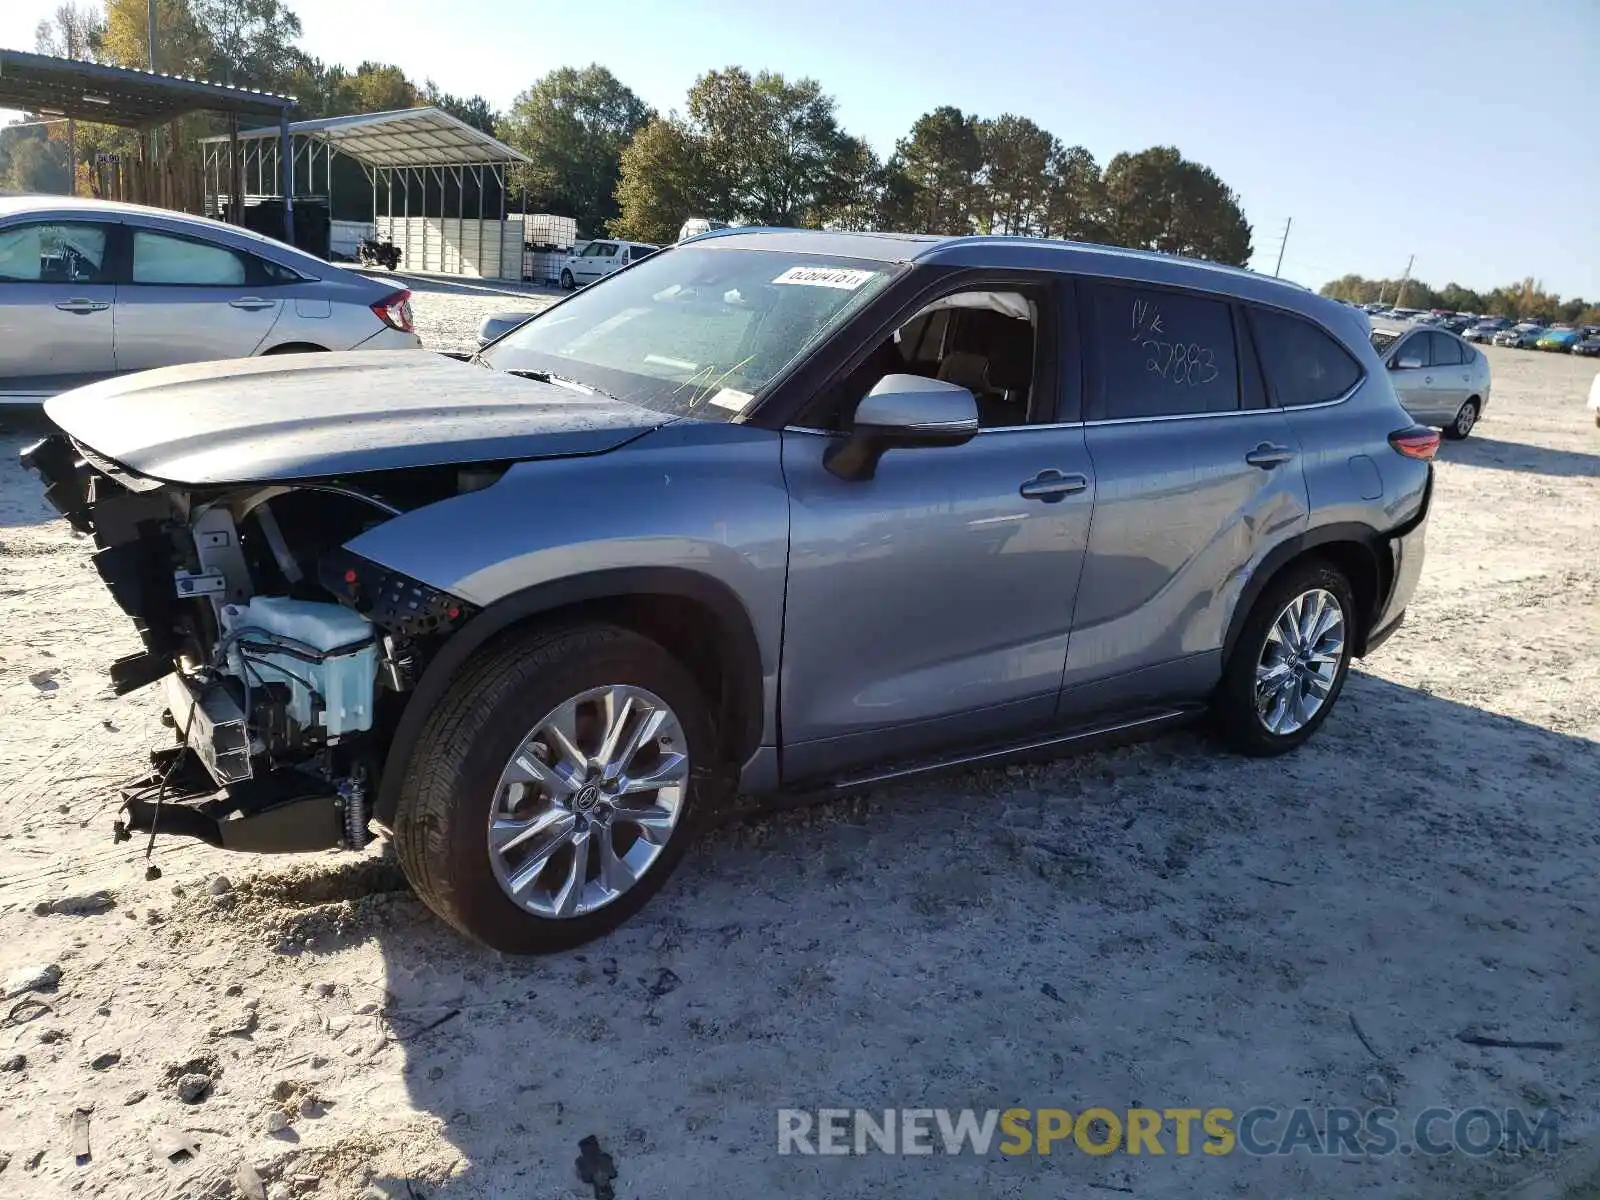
xmin=1395 ymin=254 xmax=1415 ymax=309
xmin=148 ymin=0 xmax=161 ymax=199
xmin=1272 ymin=217 xmax=1292 ymax=277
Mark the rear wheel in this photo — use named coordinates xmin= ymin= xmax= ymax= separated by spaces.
xmin=1443 ymin=397 xmax=1479 ymax=440
xmin=393 ymin=623 xmax=713 ymax=953
xmin=560 ymin=269 xmax=575 ymax=290
xmin=1213 ymin=560 xmax=1355 ymax=756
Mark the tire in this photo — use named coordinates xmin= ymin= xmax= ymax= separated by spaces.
xmin=560 ymin=269 xmax=575 ymax=290
xmin=393 ymin=623 xmax=714 ymax=953
xmin=1212 ymin=560 xmax=1356 ymax=757
xmin=1443 ymin=397 xmax=1479 ymax=440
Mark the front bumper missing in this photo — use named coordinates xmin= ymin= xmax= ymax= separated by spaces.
xmin=114 ymin=747 xmax=352 ymax=854
xmin=165 ymin=672 xmax=252 ymax=786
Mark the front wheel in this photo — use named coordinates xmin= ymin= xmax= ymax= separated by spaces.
xmin=393 ymin=624 xmax=713 ymax=953
xmin=1443 ymin=398 xmax=1479 ymax=440
xmin=1212 ymin=561 xmax=1355 ymax=756
xmin=560 ymin=269 xmax=575 ymax=290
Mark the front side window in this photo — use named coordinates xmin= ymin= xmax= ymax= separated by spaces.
xmin=1092 ymin=283 xmax=1239 ymax=419
xmin=131 ymin=230 xmax=247 ymax=286
xmin=817 ymin=288 xmax=1045 ymax=431
xmin=482 ymin=246 xmax=895 ymax=421
xmin=1250 ymin=307 xmax=1362 ymax=406
xmin=1393 ymin=333 xmax=1431 ymax=368
xmin=0 ymin=222 xmax=109 ymax=283
xmin=590 ymin=242 xmax=618 ymax=258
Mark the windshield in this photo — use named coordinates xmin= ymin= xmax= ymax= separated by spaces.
xmin=482 ymin=247 xmax=896 ymax=420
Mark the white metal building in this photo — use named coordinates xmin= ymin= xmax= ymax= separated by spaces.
xmin=200 ymin=107 xmax=531 ymax=279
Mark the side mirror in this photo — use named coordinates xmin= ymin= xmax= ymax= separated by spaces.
xmin=824 ymin=374 xmax=979 ymax=482
xmin=476 ymin=311 xmax=535 ymax=348
xmin=1394 ymin=355 xmax=1424 ymax=371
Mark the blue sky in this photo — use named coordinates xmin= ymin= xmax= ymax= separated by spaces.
xmin=4 ymin=0 xmax=1597 ymax=298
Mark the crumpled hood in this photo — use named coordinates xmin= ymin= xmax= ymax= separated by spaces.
xmin=44 ymin=350 xmax=667 ymax=485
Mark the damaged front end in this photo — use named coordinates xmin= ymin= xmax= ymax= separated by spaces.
xmin=22 ymin=434 xmax=482 ymax=856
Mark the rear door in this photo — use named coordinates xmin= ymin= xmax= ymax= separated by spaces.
xmin=0 ymin=219 xmax=118 ymax=396
xmin=1385 ymin=330 xmax=1435 ymax=422
xmin=1426 ymin=331 xmax=1470 ymax=420
xmin=1062 ymin=280 xmax=1309 ymax=716
xmin=112 ymin=225 xmax=283 ymax=372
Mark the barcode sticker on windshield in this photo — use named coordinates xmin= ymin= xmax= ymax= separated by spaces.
xmin=709 ymin=387 xmax=755 ymax=413
xmin=771 ymin=266 xmax=876 ymax=290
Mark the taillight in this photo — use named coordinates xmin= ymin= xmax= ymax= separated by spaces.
xmin=1388 ymin=425 xmax=1440 ymax=460
xmin=371 ymin=289 xmax=413 ymax=333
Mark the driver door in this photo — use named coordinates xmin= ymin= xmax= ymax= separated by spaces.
xmin=778 ymin=275 xmax=1096 ymax=782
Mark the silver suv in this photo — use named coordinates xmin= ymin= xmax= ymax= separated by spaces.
xmin=25 ymin=229 xmax=1435 ymax=952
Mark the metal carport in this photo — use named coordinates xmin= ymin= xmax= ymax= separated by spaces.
xmin=0 ymin=47 xmax=297 ymax=237
xmin=198 ymin=107 xmax=530 ymax=279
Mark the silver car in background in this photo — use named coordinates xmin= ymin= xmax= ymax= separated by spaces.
xmin=1370 ymin=320 xmax=1491 ymax=439
xmin=0 ymin=196 xmax=421 ymax=402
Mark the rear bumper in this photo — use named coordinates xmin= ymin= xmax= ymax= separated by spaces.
xmin=1363 ymin=468 xmax=1431 ymax=655
xmin=351 ymin=326 xmax=423 ymax=351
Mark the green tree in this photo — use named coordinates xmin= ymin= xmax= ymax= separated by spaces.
xmin=501 ymin=65 xmax=652 ymax=236
xmin=977 ymin=114 xmax=1055 ymax=234
xmin=0 ymin=127 xmax=72 ymax=193
xmin=1438 ymin=282 xmax=1486 ymax=313
xmin=343 ymin=62 xmax=421 ymax=113
xmin=190 ymin=0 xmax=304 ymax=92
xmin=1038 ymin=144 xmax=1102 ymax=242
xmin=685 ymin=67 xmax=859 ymax=226
xmin=423 ymin=82 xmax=499 ymax=135
xmin=1101 ymin=146 xmax=1252 ymax=265
xmin=810 ymin=136 xmax=882 ymax=231
xmin=892 ymin=106 xmax=983 ymax=233
xmin=611 ymin=117 xmax=713 ymax=243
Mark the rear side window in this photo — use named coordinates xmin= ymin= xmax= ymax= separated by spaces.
xmin=1249 ymin=307 xmax=1363 ymax=406
xmin=1092 ymin=284 xmax=1240 ymax=418
xmin=131 ymin=230 xmax=247 ymax=286
xmin=1429 ymin=331 xmax=1462 ymax=366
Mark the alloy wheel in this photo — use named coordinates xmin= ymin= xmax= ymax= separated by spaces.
xmin=1254 ymin=588 xmax=1346 ymax=736
xmin=488 ymin=684 xmax=689 ymax=919
xmin=1454 ymin=401 xmax=1477 ymax=437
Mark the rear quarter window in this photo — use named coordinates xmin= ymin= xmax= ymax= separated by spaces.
xmin=1249 ymin=307 xmax=1363 ymax=406
xmin=1092 ymin=284 xmax=1240 ymax=419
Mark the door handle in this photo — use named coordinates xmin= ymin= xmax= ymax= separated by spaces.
xmin=1019 ymin=470 xmax=1089 ymax=502
xmin=1424 ymin=375 xmax=1433 ymax=384
xmin=229 ymin=297 xmax=276 ymax=311
xmin=1244 ymin=443 xmax=1295 ymax=469
xmin=55 ymin=299 xmax=109 ymax=314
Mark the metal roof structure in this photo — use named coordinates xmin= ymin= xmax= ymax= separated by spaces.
xmin=200 ymin=107 xmax=527 ymax=168
xmin=0 ymin=48 xmax=295 ymax=126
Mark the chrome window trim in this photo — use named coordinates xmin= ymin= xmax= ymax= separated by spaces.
xmin=783 ymin=379 xmax=1362 ymax=440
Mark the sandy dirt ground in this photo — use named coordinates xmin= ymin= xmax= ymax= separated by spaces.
xmin=1 ymin=285 xmax=1597 ymax=1200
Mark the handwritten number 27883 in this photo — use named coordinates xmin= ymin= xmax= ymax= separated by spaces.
xmin=1142 ymin=340 xmax=1218 ymax=387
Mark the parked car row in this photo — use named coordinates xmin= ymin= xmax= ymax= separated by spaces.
xmin=1350 ymin=301 xmax=1599 ymax=355
xmin=0 ymin=196 xmax=420 ymax=402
